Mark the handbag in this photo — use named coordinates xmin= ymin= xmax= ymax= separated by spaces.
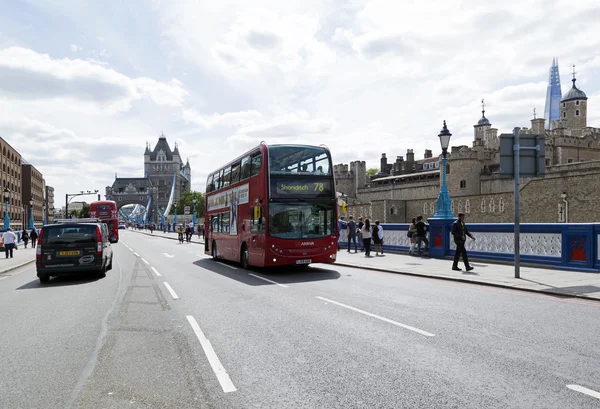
xmin=407 ymin=231 xmax=413 ymax=238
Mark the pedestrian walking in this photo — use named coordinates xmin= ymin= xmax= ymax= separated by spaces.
xmin=356 ymin=217 xmax=364 ymax=251
xmin=346 ymin=216 xmax=358 ymax=253
xmin=177 ymin=224 xmax=184 ymax=244
xmin=376 ymin=221 xmax=384 ymax=254
xmin=21 ymin=229 xmax=29 ymax=248
xmin=337 ymin=216 xmax=345 ymax=251
xmin=361 ymin=218 xmax=372 ymax=257
xmin=3 ymin=228 xmax=17 ymax=258
xmin=372 ymin=220 xmax=382 ymax=256
xmin=415 ymin=216 xmax=429 ymax=256
xmin=451 ymin=213 xmax=475 ymax=271
xmin=29 ymin=229 xmax=38 ymax=249
xmin=407 ymin=218 xmax=418 ymax=255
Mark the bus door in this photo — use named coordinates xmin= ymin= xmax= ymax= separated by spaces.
xmin=248 ymin=204 xmax=265 ymax=263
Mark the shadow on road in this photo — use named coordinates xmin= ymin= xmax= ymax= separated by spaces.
xmin=17 ymin=274 xmax=100 ymax=290
xmin=193 ymin=259 xmax=341 ymax=286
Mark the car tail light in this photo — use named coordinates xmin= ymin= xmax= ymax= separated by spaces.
xmin=36 ymin=228 xmax=43 ymax=258
xmin=96 ymin=226 xmax=103 ymax=255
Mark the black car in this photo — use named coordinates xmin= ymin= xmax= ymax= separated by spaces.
xmin=35 ymin=220 xmax=114 ymax=283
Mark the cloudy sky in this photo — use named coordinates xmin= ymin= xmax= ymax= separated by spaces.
xmin=1 ymin=0 xmax=599 ymax=206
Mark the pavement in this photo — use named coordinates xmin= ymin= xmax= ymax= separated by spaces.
xmin=130 ymin=228 xmax=600 ymax=301
xmin=1 ymin=230 xmax=599 ymax=408
xmin=0 ymin=241 xmax=36 ymax=276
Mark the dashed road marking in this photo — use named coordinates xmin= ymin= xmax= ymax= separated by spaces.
xmin=141 ymin=258 xmax=149 ymax=265
xmin=249 ymin=273 xmax=289 ymax=288
xmin=163 ymin=282 xmax=180 ymax=300
xmin=567 ymin=384 xmax=600 ymax=400
xmin=151 ymin=267 xmax=162 ymax=277
xmin=316 ymin=296 xmax=435 ymax=337
xmin=217 ymin=262 xmax=237 ymax=270
xmin=186 ymin=315 xmax=237 ymax=393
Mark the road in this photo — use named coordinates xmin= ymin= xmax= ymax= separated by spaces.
xmin=1 ymin=229 xmax=599 ymax=408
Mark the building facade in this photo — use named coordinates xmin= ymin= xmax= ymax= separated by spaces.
xmin=1 ymin=137 xmax=24 ymax=229
xmin=544 ymin=58 xmax=562 ymax=129
xmin=45 ymin=185 xmax=55 ymax=223
xmin=335 ymin=68 xmax=600 ymax=224
xmin=22 ymin=162 xmax=46 ymax=227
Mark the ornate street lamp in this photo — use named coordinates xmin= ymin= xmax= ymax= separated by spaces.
xmin=192 ymin=197 xmax=197 ymax=225
xmin=173 ymin=200 xmax=178 ymax=226
xmin=42 ymin=202 xmax=47 ymax=226
xmin=3 ymin=188 xmax=10 ymax=230
xmin=29 ymin=197 xmax=34 ymax=229
xmin=432 ymin=121 xmax=454 ymax=219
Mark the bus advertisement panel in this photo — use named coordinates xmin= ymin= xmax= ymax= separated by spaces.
xmin=205 ymin=143 xmax=337 ymax=268
xmin=90 ymin=200 xmax=119 ymax=243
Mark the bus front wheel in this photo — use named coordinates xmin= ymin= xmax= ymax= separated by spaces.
xmin=211 ymin=241 xmax=218 ymax=260
xmin=241 ymin=244 xmax=249 ymax=269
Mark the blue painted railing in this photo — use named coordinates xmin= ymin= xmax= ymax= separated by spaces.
xmin=338 ymin=221 xmax=600 ymax=273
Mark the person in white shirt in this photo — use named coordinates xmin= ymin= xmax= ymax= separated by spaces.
xmin=3 ymin=228 xmax=17 ymax=258
xmin=377 ymin=221 xmax=384 ymax=255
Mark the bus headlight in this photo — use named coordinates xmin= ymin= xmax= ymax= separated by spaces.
xmin=273 ymin=258 xmax=277 ymax=263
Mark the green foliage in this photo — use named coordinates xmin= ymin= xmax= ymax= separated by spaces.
xmin=170 ymin=191 xmax=204 ymax=218
xmin=80 ymin=203 xmax=91 ymax=218
xmin=366 ymin=168 xmax=378 ymax=177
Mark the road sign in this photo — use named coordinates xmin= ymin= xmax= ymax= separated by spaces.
xmin=499 ymin=132 xmax=545 ymax=177
xmin=184 ymin=205 xmax=190 ymax=215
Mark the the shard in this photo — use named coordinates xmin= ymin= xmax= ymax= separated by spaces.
xmin=544 ymin=58 xmax=562 ymax=129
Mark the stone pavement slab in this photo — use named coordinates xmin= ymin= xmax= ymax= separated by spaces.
xmin=0 ymin=243 xmax=36 ymax=275
xmin=334 ymin=250 xmax=600 ymax=301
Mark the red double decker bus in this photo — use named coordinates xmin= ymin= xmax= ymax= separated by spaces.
xmin=90 ymin=200 xmax=119 ymax=243
xmin=204 ymin=143 xmax=337 ymax=268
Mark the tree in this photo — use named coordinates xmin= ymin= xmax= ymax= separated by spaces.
xmin=366 ymin=168 xmax=378 ymax=178
xmin=80 ymin=204 xmax=91 ymax=218
xmin=170 ymin=191 xmax=205 ymax=218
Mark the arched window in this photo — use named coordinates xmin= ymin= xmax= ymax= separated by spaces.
xmin=430 ymin=202 xmax=435 ymax=214
xmin=460 ymin=180 xmax=466 ymax=189
xmin=423 ymin=203 xmax=427 ymax=215
xmin=465 ymin=200 xmax=471 ymax=213
xmin=576 ymin=110 xmax=580 ymax=116
xmin=390 ymin=206 xmax=396 ymax=215
xmin=499 ymin=198 xmax=505 ymax=213
xmin=489 ymin=198 xmax=495 ymax=213
xmin=481 ymin=199 xmax=486 ymax=213
xmin=458 ymin=201 xmax=463 ymax=213
xmin=451 ymin=200 xmax=454 ymax=213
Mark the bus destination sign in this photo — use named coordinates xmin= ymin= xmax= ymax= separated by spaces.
xmin=270 ymin=178 xmax=333 ymax=198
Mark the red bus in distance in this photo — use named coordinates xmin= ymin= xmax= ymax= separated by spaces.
xmin=205 ymin=143 xmax=337 ymax=268
xmin=90 ymin=200 xmax=119 ymax=243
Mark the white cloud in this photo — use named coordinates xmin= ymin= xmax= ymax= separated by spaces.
xmin=1 ymin=0 xmax=600 ymax=204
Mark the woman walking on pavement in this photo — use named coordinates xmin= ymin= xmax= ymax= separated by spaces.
xmin=361 ymin=218 xmax=372 ymax=257
xmin=21 ymin=229 xmax=29 ymax=249
xmin=407 ymin=218 xmax=418 ymax=255
xmin=29 ymin=229 xmax=38 ymax=249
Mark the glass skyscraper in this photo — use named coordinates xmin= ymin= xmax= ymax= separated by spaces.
xmin=544 ymin=58 xmax=562 ymax=129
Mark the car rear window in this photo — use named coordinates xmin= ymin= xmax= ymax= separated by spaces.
xmin=42 ymin=225 xmax=98 ymax=245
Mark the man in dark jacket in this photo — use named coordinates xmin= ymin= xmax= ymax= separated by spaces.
xmin=346 ymin=216 xmax=358 ymax=253
xmin=451 ymin=213 xmax=475 ymax=271
xmin=415 ymin=216 xmax=429 ymax=256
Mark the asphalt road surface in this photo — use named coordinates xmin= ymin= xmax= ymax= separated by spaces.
xmin=1 ymin=230 xmax=599 ymax=408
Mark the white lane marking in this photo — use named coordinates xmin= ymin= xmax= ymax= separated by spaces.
xmin=217 ymin=262 xmax=237 ymax=270
xmin=186 ymin=315 xmax=237 ymax=393
xmin=163 ymin=282 xmax=180 ymax=300
xmin=141 ymin=258 xmax=150 ymax=265
xmin=151 ymin=267 xmax=162 ymax=277
xmin=133 ymin=252 xmax=140 ymax=257
xmin=567 ymin=385 xmax=600 ymax=400
xmin=162 ymin=253 xmax=174 ymax=258
xmin=248 ymin=273 xmax=289 ymax=288
xmin=316 ymin=296 xmax=435 ymax=337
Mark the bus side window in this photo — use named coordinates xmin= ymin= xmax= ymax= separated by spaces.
xmin=206 ymin=174 xmax=214 ymax=193
xmin=230 ymin=163 xmax=240 ymax=185
xmin=250 ymin=152 xmax=262 ymax=177
xmin=214 ymin=169 xmax=223 ymax=190
xmin=240 ymin=156 xmax=251 ymax=180
xmin=222 ymin=166 xmax=231 ymax=188
xmin=250 ymin=206 xmax=264 ymax=233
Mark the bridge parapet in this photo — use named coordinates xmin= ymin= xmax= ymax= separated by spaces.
xmin=338 ymin=222 xmax=600 ymax=272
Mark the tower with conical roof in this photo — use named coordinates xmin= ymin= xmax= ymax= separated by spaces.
xmin=559 ymin=65 xmax=587 ymax=132
xmin=544 ymin=58 xmax=562 ymax=130
xmin=473 ymin=99 xmax=498 ymax=149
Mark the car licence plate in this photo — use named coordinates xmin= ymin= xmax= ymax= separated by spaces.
xmin=58 ymin=250 xmax=81 ymax=256
xmin=296 ymin=259 xmax=311 ymax=265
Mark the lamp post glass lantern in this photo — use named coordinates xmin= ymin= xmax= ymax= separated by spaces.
xmin=42 ymin=203 xmax=47 ymax=226
xmin=432 ymin=120 xmax=454 ymax=219
xmin=3 ymin=187 xmax=10 ymax=230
